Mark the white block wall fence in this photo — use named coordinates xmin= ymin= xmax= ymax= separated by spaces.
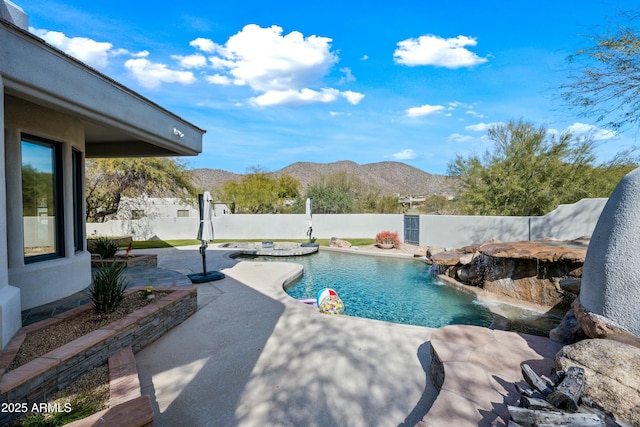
xmin=88 ymin=198 xmax=607 ymax=249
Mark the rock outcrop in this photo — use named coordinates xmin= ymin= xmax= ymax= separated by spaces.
xmin=429 ymin=240 xmax=586 ymax=310
xmin=556 ymin=339 xmax=640 ymax=426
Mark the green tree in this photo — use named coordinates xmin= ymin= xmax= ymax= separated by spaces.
xmin=561 ymin=10 xmax=640 ymax=131
xmin=301 ymin=180 xmax=355 ymax=213
xmin=294 ymin=170 xmax=404 ymax=214
xmin=418 ymin=195 xmax=455 ymax=215
xmin=86 ymin=157 xmax=195 ymax=222
xmin=375 ymin=194 xmax=402 ymax=213
xmin=217 ymin=168 xmax=300 ymax=213
xmin=448 ymin=119 xmax=636 ymax=216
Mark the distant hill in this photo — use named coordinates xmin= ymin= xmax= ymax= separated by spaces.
xmin=191 ymin=160 xmax=458 ymax=196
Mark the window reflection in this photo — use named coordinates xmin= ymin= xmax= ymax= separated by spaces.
xmin=22 ymin=138 xmax=60 ymax=259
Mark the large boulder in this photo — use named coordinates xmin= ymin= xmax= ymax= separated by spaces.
xmin=329 ymin=237 xmax=351 ymax=248
xmin=555 ymin=339 xmax=640 ymax=426
xmin=581 ymin=167 xmax=640 ymax=336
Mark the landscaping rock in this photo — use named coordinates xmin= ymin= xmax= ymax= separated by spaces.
xmin=478 ymin=241 xmax=586 ymax=264
xmin=329 ymin=237 xmax=351 ymax=248
xmin=559 ymin=278 xmax=582 ymax=295
xmin=427 ymin=246 xmax=446 ymax=257
xmin=549 ymin=309 xmax=585 ymax=344
xmin=555 ymin=338 xmax=640 ymax=426
xmin=430 ymin=251 xmax=464 ymax=266
xmin=572 ymin=298 xmax=640 ymax=349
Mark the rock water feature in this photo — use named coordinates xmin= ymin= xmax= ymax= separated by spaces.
xmin=428 ymin=168 xmax=640 ymax=425
xmin=430 ymin=239 xmax=587 ymax=315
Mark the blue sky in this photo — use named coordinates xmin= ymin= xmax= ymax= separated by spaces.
xmin=23 ymin=0 xmax=638 ymax=174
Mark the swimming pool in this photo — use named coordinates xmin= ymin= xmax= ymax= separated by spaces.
xmin=243 ymin=250 xmax=494 ymax=328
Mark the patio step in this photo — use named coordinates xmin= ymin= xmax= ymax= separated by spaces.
xmin=66 ymin=346 xmax=153 ymax=427
xmin=417 ymin=325 xmax=563 ymax=426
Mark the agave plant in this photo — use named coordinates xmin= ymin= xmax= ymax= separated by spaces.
xmin=89 ymin=261 xmax=127 ymax=313
xmin=90 ymin=236 xmax=119 ymax=259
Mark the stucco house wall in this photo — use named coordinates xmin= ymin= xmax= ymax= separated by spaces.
xmin=5 ymin=97 xmax=91 ymax=310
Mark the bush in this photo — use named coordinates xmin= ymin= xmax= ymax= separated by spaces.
xmin=90 ymin=237 xmax=119 ymax=259
xmin=88 ymin=262 xmax=127 ymax=313
xmin=375 ymin=230 xmax=401 ymax=248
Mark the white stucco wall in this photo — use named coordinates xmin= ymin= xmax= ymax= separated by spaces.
xmin=89 ymin=214 xmax=405 ymax=241
xmin=5 ymin=97 xmax=91 ymax=310
xmin=581 ymin=170 xmax=640 ymax=335
xmin=420 ymin=199 xmax=607 ymax=248
xmin=0 ymin=75 xmax=22 ymax=348
xmin=88 ymin=198 xmax=605 ymax=247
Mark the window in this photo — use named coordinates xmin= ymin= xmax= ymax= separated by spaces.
xmin=131 ymin=210 xmax=145 ymax=219
xmin=72 ymin=149 xmax=84 ymax=252
xmin=22 ymin=136 xmax=64 ymax=261
xmin=177 ymin=209 xmax=190 ymax=217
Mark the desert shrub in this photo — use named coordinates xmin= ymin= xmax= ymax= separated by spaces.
xmin=88 ymin=262 xmax=127 ymax=313
xmin=90 ymin=237 xmax=119 ymax=259
xmin=375 ymin=230 xmax=401 ymax=248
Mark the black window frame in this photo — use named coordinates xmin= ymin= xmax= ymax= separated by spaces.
xmin=72 ymin=148 xmax=84 ymax=252
xmin=21 ymin=134 xmax=65 ymax=263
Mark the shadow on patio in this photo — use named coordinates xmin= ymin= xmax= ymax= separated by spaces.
xmin=134 ymin=249 xmax=437 ymax=426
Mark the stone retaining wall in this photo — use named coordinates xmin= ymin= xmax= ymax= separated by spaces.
xmin=0 ymin=286 xmax=196 ymax=425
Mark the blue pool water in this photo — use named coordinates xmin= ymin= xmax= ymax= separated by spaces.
xmin=243 ymin=250 xmax=493 ymax=328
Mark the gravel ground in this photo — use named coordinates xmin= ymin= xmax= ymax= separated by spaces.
xmin=10 ymin=291 xmax=165 ymax=370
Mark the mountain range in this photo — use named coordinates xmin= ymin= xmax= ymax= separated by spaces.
xmin=191 ymin=160 xmax=458 ymax=196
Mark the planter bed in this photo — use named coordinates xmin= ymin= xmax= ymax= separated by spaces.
xmin=91 ymin=254 xmax=157 ymax=268
xmin=0 ymin=286 xmax=196 ymax=425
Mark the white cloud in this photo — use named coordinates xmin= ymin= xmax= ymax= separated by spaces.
xmin=190 ymin=37 xmax=218 ymax=53
xmin=172 ymin=53 xmax=208 ymax=69
xmin=565 ymin=122 xmax=618 ymax=140
xmin=361 ymin=54 xmax=369 ymax=61
xmin=448 ymin=101 xmax=473 ymax=110
xmin=394 ymin=34 xmax=488 ymax=68
xmin=342 ymin=90 xmax=365 ymax=105
xmin=465 ymin=110 xmax=485 ymax=118
xmin=111 ymin=48 xmax=149 ymax=58
xmin=32 ymin=28 xmax=112 ymax=69
xmin=203 ymin=24 xmax=337 ymax=92
xmin=250 ymin=88 xmax=364 ymax=107
xmin=124 ymin=58 xmax=196 ymax=88
xmin=465 ymin=122 xmax=504 ymax=132
xmin=393 ymin=149 xmax=417 ymax=160
xmin=338 ymin=67 xmax=355 ymax=84
xmin=406 ymin=104 xmax=445 ymax=117
xmin=448 ymin=133 xmax=477 ymax=143
xmin=205 ymin=74 xmax=233 ymax=85
xmin=195 ymin=24 xmax=359 ymax=107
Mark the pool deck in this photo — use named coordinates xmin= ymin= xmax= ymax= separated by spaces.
xmin=17 ymin=244 xmax=564 ymax=426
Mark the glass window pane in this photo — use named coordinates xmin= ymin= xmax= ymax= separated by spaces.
xmin=22 ymin=140 xmax=58 ymax=258
xmin=73 ymin=149 xmax=83 ymax=251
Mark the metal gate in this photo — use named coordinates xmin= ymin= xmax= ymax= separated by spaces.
xmin=403 ymin=215 xmax=420 ymax=245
